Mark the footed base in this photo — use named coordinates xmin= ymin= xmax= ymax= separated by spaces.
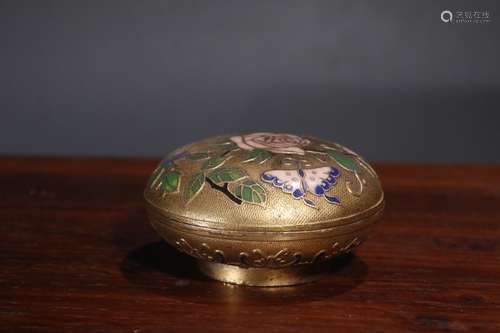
xmin=197 ymin=261 xmax=328 ymax=287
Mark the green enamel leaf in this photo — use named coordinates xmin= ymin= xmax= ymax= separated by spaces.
xmin=243 ymin=148 xmax=271 ymax=164
xmin=161 ymin=170 xmax=181 ymax=193
xmin=207 ymin=167 xmax=247 ymax=185
xmin=201 ymin=157 xmax=226 ymax=170
xmin=147 ymin=167 xmax=163 ymax=187
xmin=246 ymin=149 xmax=260 ymax=161
xmin=260 ymin=149 xmax=271 ymax=160
xmin=327 ymin=150 xmax=359 ymax=172
xmin=187 ymin=152 xmax=210 ymax=161
xmin=232 ymin=180 xmax=266 ymax=205
xmin=185 ymin=172 xmax=205 ymax=203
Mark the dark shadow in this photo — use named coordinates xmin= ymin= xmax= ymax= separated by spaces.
xmin=121 ymin=240 xmax=368 ymax=304
xmin=121 ymin=241 xmax=208 ymax=282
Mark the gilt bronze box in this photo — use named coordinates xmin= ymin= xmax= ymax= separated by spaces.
xmin=144 ymin=132 xmax=384 ymax=286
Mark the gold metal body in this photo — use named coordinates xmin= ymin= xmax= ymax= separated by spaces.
xmin=144 ymin=133 xmax=384 ymax=286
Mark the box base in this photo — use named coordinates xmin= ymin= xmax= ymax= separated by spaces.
xmin=197 ymin=261 xmax=327 ymax=287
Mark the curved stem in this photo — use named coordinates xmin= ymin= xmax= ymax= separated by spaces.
xmin=205 ymin=177 xmax=242 ymax=205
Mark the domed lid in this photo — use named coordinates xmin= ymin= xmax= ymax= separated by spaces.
xmin=144 ymin=132 xmax=384 ymax=232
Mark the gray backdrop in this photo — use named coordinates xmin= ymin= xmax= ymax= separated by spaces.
xmin=1 ymin=1 xmax=499 ymax=162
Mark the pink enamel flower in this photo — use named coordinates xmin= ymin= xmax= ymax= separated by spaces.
xmin=230 ymin=132 xmax=310 ymax=155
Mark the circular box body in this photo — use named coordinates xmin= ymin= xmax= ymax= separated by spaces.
xmin=144 ymin=132 xmax=384 ymax=286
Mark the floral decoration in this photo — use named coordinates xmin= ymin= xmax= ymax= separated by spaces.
xmin=230 ymin=132 xmax=310 ymax=155
xmin=147 ymin=133 xmax=370 ymax=208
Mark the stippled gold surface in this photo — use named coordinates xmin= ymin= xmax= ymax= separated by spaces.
xmin=144 ymin=133 xmax=384 ymax=283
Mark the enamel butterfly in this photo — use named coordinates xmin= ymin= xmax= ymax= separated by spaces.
xmin=261 ymin=166 xmax=341 ymax=208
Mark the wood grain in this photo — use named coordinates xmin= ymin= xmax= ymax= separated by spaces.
xmin=0 ymin=156 xmax=499 ymax=332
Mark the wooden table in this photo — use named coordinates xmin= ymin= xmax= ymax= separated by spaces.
xmin=1 ymin=156 xmax=499 ymax=332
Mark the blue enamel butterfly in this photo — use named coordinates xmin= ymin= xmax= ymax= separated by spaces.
xmin=261 ymin=166 xmax=341 ymax=208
